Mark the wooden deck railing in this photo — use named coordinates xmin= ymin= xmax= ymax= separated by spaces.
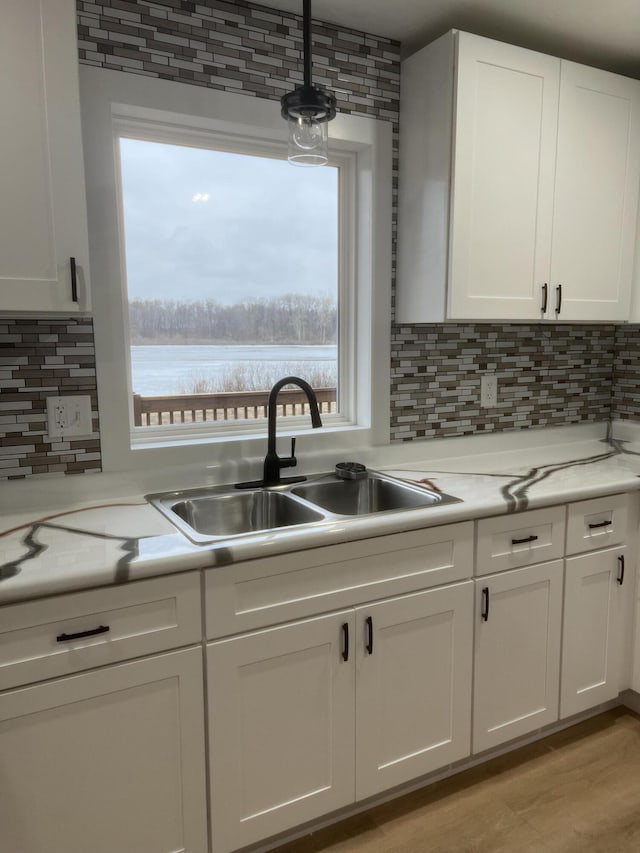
xmin=132 ymin=387 xmax=337 ymax=427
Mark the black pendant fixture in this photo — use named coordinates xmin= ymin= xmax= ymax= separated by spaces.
xmin=281 ymin=0 xmax=337 ymax=166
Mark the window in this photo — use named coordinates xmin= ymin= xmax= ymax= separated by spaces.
xmin=118 ymin=136 xmax=341 ymax=430
xmin=80 ymin=68 xmax=391 ymax=472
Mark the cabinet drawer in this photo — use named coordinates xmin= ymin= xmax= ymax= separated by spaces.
xmin=205 ymin=522 xmax=474 ymax=639
xmin=566 ymin=494 xmax=628 ymax=555
xmin=0 ymin=572 xmax=201 ymax=690
xmin=476 ymin=507 xmax=566 ymax=576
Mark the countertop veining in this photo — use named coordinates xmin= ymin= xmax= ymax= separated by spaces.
xmin=2 ymin=426 xmax=639 ymax=605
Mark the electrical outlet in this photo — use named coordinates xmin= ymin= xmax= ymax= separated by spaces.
xmin=480 ymin=374 xmax=498 ymax=408
xmin=46 ymin=396 xmax=93 ymax=438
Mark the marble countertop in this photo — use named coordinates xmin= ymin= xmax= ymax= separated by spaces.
xmin=2 ymin=427 xmax=640 ymax=605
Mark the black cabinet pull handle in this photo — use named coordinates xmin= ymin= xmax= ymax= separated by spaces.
xmin=56 ymin=625 xmax=110 ymax=643
xmin=555 ymin=284 xmax=562 ymax=315
xmin=588 ymin=519 xmax=611 ymax=530
xmin=365 ymin=616 xmax=373 ymax=655
xmin=618 ymin=554 xmax=625 ymax=586
xmin=481 ymin=587 xmax=490 ymax=622
xmin=341 ymin=622 xmax=349 ymax=661
xmin=70 ymin=257 xmax=78 ymax=303
xmin=541 ymin=283 xmax=548 ymax=313
xmin=511 ymin=534 xmax=538 ymax=545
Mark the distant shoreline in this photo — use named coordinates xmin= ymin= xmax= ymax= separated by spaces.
xmin=130 ymin=338 xmax=336 ymax=346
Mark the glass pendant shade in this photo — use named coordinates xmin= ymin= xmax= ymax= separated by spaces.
xmin=287 ymin=114 xmax=328 ymax=166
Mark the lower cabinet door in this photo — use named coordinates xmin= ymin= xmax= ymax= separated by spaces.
xmin=355 ymin=581 xmax=474 ymax=800
xmin=561 ymin=546 xmax=625 ymax=718
xmin=207 ymin=610 xmax=356 ymax=853
xmin=0 ymin=647 xmax=208 ymax=853
xmin=473 ymin=561 xmax=563 ymax=753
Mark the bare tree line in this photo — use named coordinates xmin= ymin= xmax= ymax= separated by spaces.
xmin=129 ymin=295 xmax=337 ymax=345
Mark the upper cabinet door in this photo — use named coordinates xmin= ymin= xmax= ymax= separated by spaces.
xmin=449 ymin=33 xmax=560 ymax=320
xmin=0 ymin=0 xmax=90 ymax=312
xmin=550 ymin=62 xmax=640 ymax=322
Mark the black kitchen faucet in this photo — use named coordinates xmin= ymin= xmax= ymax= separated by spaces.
xmin=236 ymin=376 xmax=322 ymax=489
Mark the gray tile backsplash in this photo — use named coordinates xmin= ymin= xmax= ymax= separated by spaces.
xmin=391 ymin=324 xmax=615 ymax=441
xmin=612 ymin=325 xmax=640 ymax=423
xmin=0 ymin=0 xmax=636 ymax=478
xmin=0 ymin=319 xmax=101 ymax=479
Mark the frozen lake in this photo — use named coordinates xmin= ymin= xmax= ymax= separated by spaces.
xmin=130 ymin=344 xmax=337 ymax=395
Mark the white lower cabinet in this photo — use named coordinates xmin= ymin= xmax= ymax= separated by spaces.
xmin=0 ymin=647 xmax=208 ymax=853
xmin=2 ymin=495 xmax=636 ymax=853
xmin=473 ymin=561 xmax=563 ymax=753
xmin=561 ymin=546 xmax=626 ymax=718
xmin=355 ymin=583 xmax=473 ymax=800
xmin=207 ymin=610 xmax=356 ymax=853
xmin=207 ymin=582 xmax=474 ymax=852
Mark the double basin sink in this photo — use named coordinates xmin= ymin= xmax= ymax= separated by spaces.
xmin=148 ymin=470 xmax=460 ymax=545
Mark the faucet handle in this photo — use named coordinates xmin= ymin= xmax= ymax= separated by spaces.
xmin=278 ymin=437 xmax=297 ymax=472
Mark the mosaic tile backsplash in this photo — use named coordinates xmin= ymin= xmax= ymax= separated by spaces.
xmin=1 ymin=0 xmax=638 ymax=479
xmin=391 ymin=324 xmax=616 ymax=441
xmin=75 ymin=0 xmax=401 ymax=123
xmin=612 ymin=326 xmax=640 ymax=423
xmin=0 ymin=319 xmax=101 ymax=479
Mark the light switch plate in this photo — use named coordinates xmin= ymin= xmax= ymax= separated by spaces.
xmin=46 ymin=395 xmax=93 ymax=438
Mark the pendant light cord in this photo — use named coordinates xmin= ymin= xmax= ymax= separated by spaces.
xmin=303 ymin=0 xmax=312 ymax=88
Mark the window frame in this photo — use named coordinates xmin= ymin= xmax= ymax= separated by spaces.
xmin=79 ymin=67 xmax=392 ymax=474
xmin=114 ymin=121 xmax=351 ymax=441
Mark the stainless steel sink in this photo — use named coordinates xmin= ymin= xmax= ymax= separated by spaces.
xmin=147 ymin=470 xmax=460 ymax=544
xmin=148 ymin=486 xmax=325 ymax=544
xmin=291 ymin=475 xmax=442 ymax=515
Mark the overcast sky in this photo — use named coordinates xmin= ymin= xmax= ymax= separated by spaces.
xmin=118 ymin=138 xmax=338 ymax=306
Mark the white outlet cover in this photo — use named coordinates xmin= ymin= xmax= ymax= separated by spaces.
xmin=480 ymin=374 xmax=498 ymax=408
xmin=46 ymin=395 xmax=93 ymax=438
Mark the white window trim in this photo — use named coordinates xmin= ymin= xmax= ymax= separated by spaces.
xmin=115 ymin=121 xmax=353 ymax=440
xmin=79 ymin=67 xmax=392 ymax=474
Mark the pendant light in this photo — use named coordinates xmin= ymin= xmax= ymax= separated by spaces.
xmin=281 ymin=0 xmax=337 ymax=166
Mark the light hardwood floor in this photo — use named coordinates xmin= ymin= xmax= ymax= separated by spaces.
xmin=274 ymin=708 xmax=640 ymax=852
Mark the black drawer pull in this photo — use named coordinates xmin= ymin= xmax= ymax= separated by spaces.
xmin=618 ymin=554 xmax=625 ymax=586
xmin=70 ymin=256 xmax=78 ymax=303
xmin=56 ymin=625 xmax=110 ymax=643
xmin=365 ymin=616 xmax=373 ymax=655
xmin=588 ymin=519 xmax=611 ymax=530
xmin=541 ymin=282 xmax=548 ymax=313
xmin=341 ymin=622 xmax=349 ymax=662
xmin=511 ymin=534 xmax=538 ymax=545
xmin=481 ymin=587 xmax=490 ymax=622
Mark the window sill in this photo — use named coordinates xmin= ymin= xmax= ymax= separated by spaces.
xmin=131 ymin=420 xmax=371 ymax=452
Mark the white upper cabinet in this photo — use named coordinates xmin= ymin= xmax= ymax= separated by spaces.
xmin=397 ymin=30 xmax=640 ymax=323
xmin=0 ymin=0 xmax=90 ymax=313
xmin=449 ymin=35 xmax=560 ymax=321
xmin=550 ymin=63 xmax=640 ymax=321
